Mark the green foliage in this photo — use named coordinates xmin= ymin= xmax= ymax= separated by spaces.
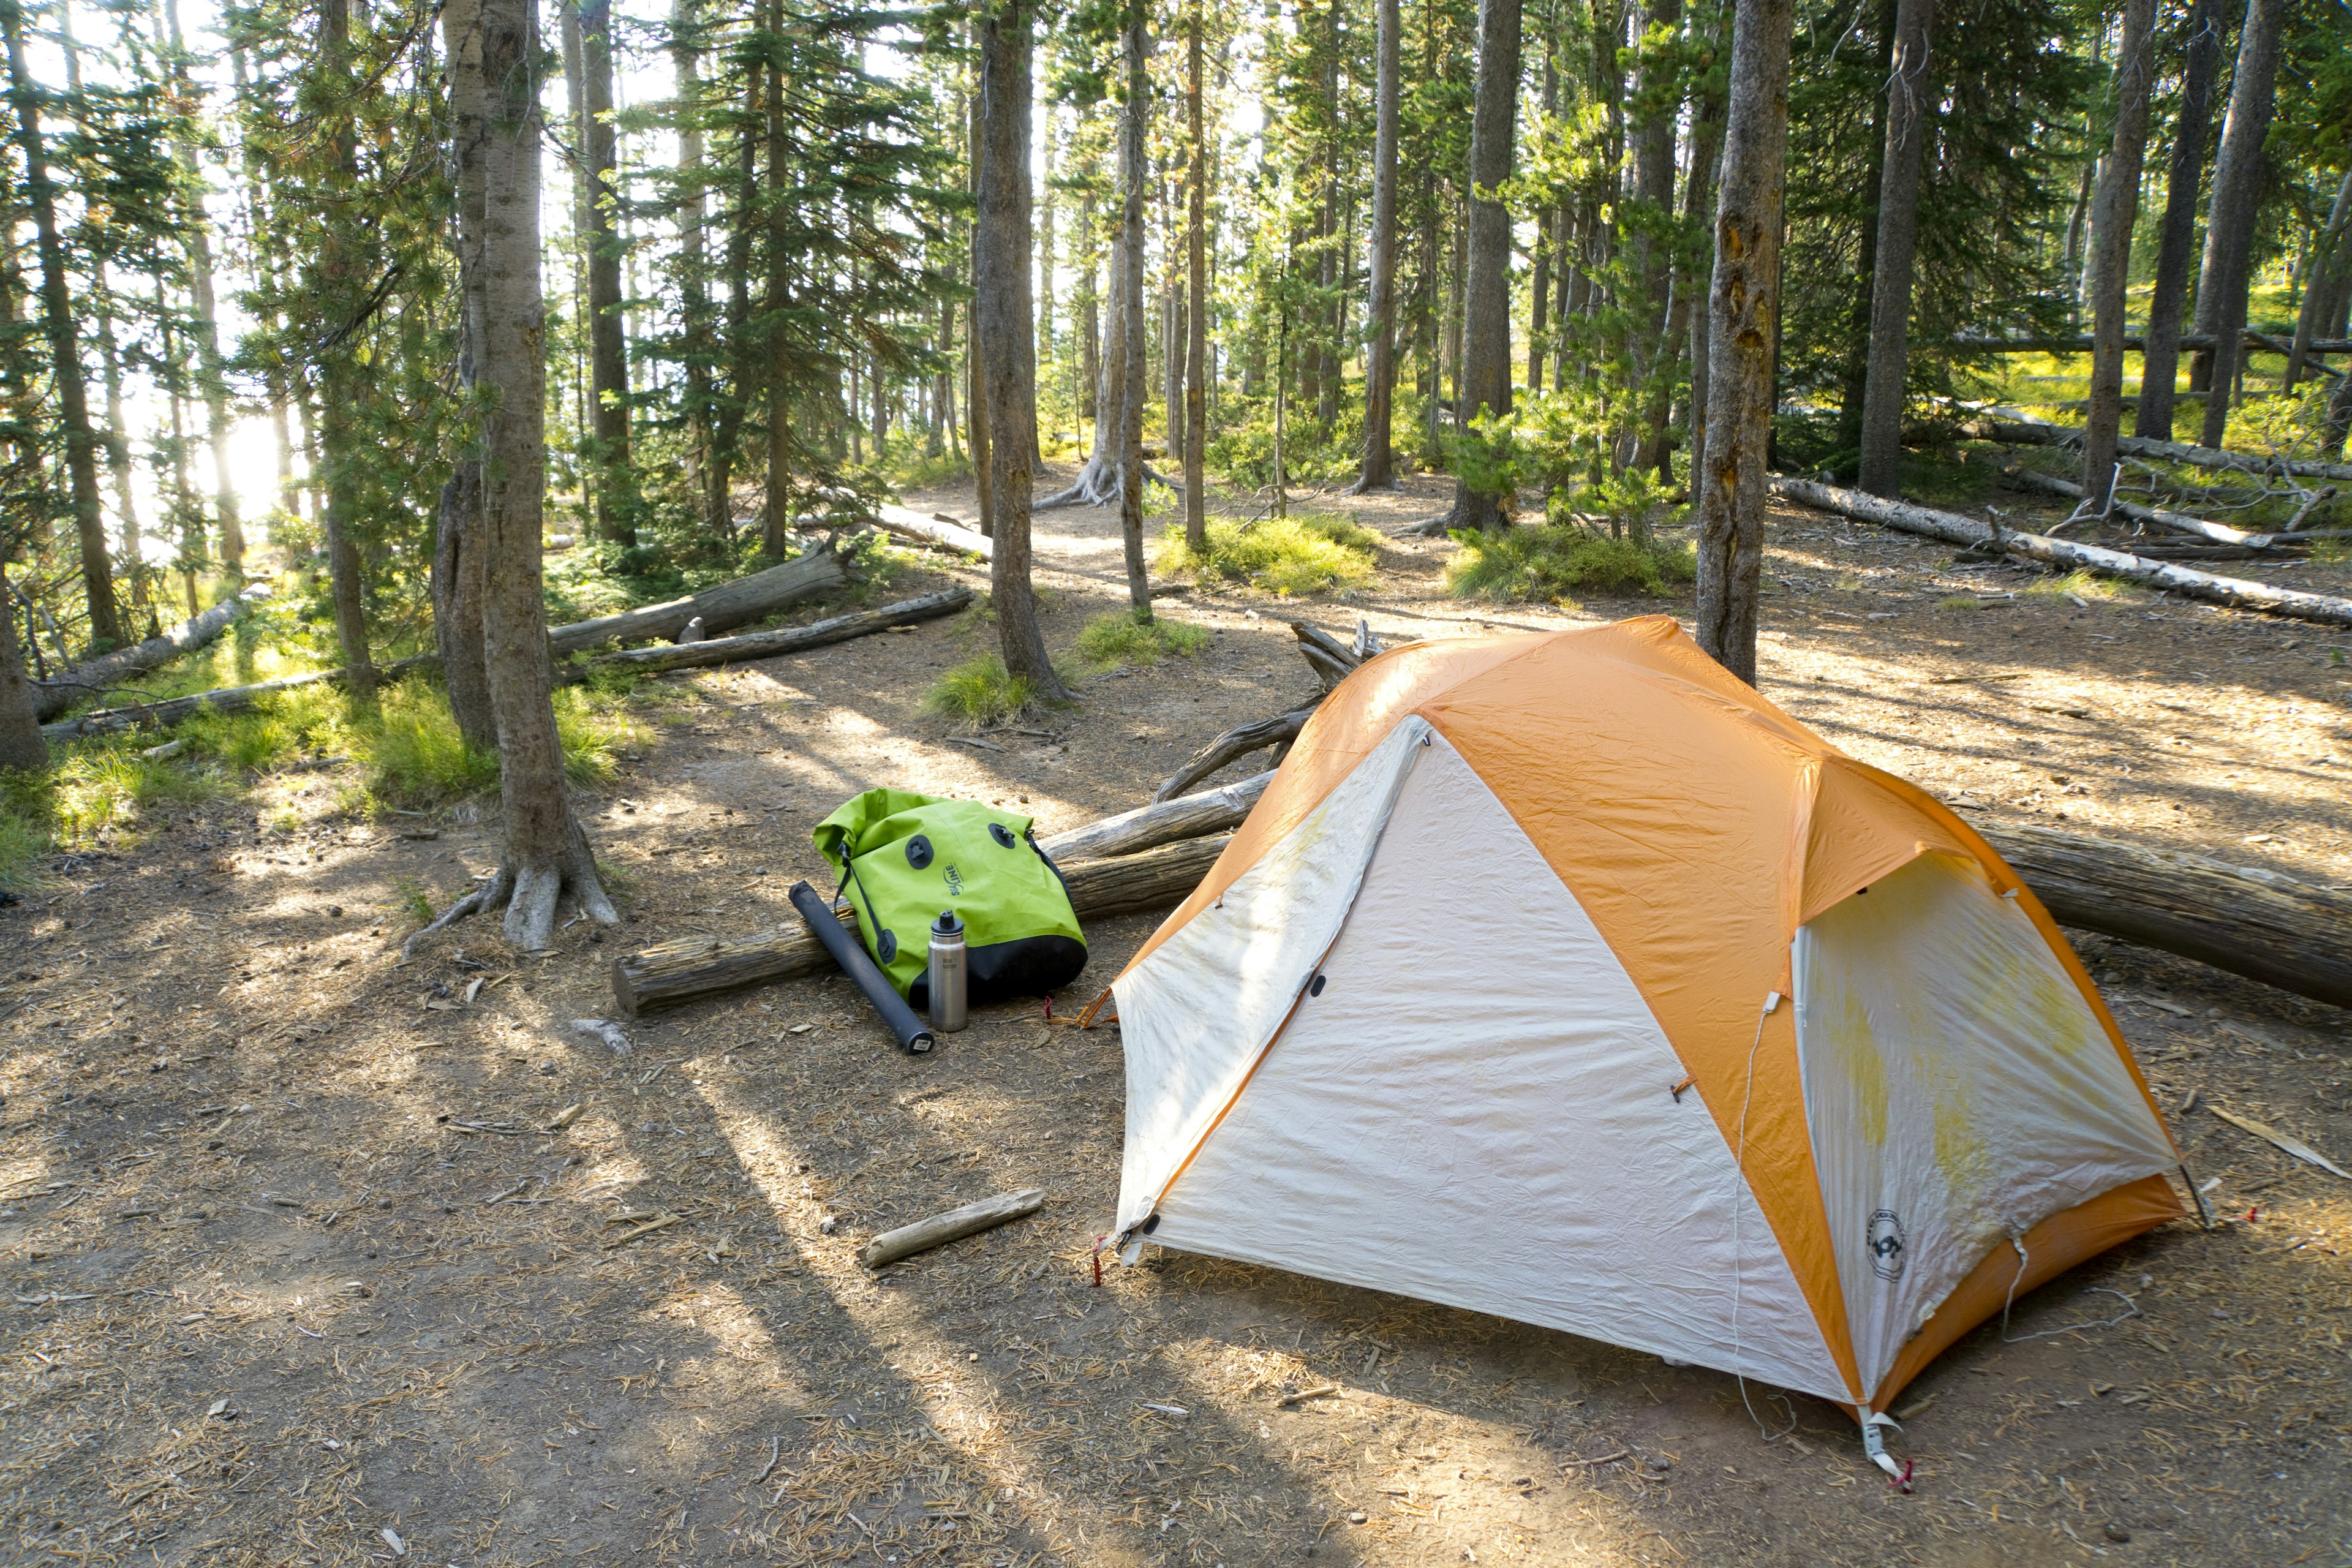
xmin=361 ymin=685 xmax=500 ymax=807
xmin=1154 ymin=514 xmax=1378 ymax=597
xmin=1446 ymin=525 xmax=1696 ymax=605
xmin=924 ymin=655 xmax=1039 ymax=730
xmin=1075 ymin=609 xmax=1210 ymax=669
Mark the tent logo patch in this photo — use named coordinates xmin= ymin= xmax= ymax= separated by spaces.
xmin=942 ymin=862 xmax=966 ymax=898
xmin=1867 ymin=1209 xmax=1907 ymax=1282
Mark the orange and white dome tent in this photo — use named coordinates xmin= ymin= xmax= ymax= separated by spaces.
xmin=1102 ymin=616 xmax=2189 ymax=1447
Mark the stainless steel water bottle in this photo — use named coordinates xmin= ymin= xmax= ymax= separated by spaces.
xmin=927 ymin=910 xmax=968 ymax=1033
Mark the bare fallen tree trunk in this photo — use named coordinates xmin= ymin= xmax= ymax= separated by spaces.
xmin=1995 ymin=420 xmax=2352 ymax=485
xmin=1978 ymin=822 xmax=2352 ymax=1008
xmin=1997 ymin=464 xmax=2297 ymax=549
xmin=578 ymin=589 xmax=971 ymax=675
xmin=45 ymin=582 xmax=944 ymax=742
xmin=1154 ymin=710 xmax=1311 ymax=801
xmin=1774 ymin=475 xmax=2352 ymax=628
xmin=1054 ymin=771 xmax=1271 ymax=859
xmin=32 ymin=586 xmax=266 ymax=720
xmin=546 ymin=546 xmax=846 ymax=654
xmin=871 ymin=506 xmax=992 ymax=559
xmin=612 ymin=833 xmax=1231 ymax=1015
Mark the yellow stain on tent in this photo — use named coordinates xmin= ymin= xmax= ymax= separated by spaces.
xmin=1827 ymin=986 xmax=1890 ymax=1147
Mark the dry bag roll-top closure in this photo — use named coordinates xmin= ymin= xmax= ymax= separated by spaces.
xmin=812 ymin=789 xmax=1088 ymax=1013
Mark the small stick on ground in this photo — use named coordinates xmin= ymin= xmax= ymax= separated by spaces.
xmin=1275 ymin=1384 xmax=1341 ymax=1408
xmin=857 ymin=1188 xmax=1044 ymax=1270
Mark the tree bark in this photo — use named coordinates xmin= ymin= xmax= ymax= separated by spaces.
xmin=567 ymin=0 xmax=633 ymax=546
xmin=2287 ymin=172 xmax=2352 ymax=393
xmin=2136 ymin=0 xmax=2226 ymax=440
xmin=671 ymin=0 xmax=715 ymax=530
xmin=1693 ymin=0 xmax=1795 ymax=685
xmin=459 ymin=0 xmax=617 ymax=952
xmin=2190 ymin=0 xmax=2285 ymax=450
xmin=762 ymin=29 xmax=795 ymax=557
xmin=1445 ymin=0 xmax=1525 ymax=531
xmin=435 ymin=0 xmax=495 ymax=753
xmin=314 ymin=0 xmax=375 ymax=710
xmin=1352 ymin=0 xmax=1401 ymax=493
xmin=1834 ymin=0 xmax=1898 ymax=459
xmin=1115 ymin=7 xmax=1152 ymax=609
xmin=974 ymin=0 xmax=1068 ymax=703
xmin=3 ymin=0 xmax=120 ymax=650
xmin=2081 ymin=0 xmax=2156 ymax=509
xmin=0 ymin=567 xmax=46 ymax=773
xmin=1854 ymin=0 xmax=1934 ymax=498
xmin=1184 ymin=0 xmax=1210 ymax=544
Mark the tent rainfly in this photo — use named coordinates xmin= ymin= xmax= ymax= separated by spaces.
xmin=1097 ymin=618 xmax=2192 ymax=1477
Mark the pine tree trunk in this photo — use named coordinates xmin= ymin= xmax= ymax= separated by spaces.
xmin=1694 ymin=0 xmax=1795 ymax=685
xmin=437 ymin=0 xmax=496 ymax=753
xmin=570 ymin=0 xmax=632 ymax=545
xmin=762 ymin=34 xmax=795 ymax=557
xmin=2082 ymin=0 xmax=2156 ymax=507
xmin=1834 ymin=0 xmax=1897 ymax=458
xmin=1446 ymin=0 xmax=1524 ymax=531
xmin=2136 ymin=0 xmax=2225 ymax=440
xmin=1116 ymin=9 xmax=1152 ymax=609
xmin=1038 ymin=118 xmax=1057 ymax=384
xmin=1854 ymin=0 xmax=1934 ymax=499
xmin=2289 ymin=172 xmax=2352 ymax=392
xmin=975 ymin=0 xmax=1066 ymax=703
xmin=673 ymin=0 xmax=717 ymax=531
xmin=451 ymin=0 xmax=616 ymax=952
xmin=2191 ymin=0 xmax=2285 ymax=449
xmin=1184 ymin=0 xmax=1210 ymax=545
xmin=1354 ymin=0 xmax=1401 ymax=492
xmin=3 ymin=0 xmax=119 ymax=650
xmin=0 ymin=565 xmax=45 ymax=773
xmin=314 ymin=0 xmax=375 ymax=707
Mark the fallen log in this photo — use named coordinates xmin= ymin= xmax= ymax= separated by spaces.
xmin=611 ymin=834 xmax=1230 ymax=1015
xmin=1979 ymin=414 xmax=2352 ymax=484
xmin=1155 ymin=710 xmax=1312 ymax=801
xmin=1976 ymin=823 xmax=2352 ymax=1009
xmin=1943 ymin=333 xmax=2352 ymax=355
xmin=34 ymin=586 xmax=270 ymax=720
xmin=42 ymin=565 xmax=899 ymax=742
xmin=584 ymin=589 xmax=971 ymax=674
xmin=1997 ymin=466 xmax=2288 ymax=548
xmin=872 ymin=505 xmax=992 ymax=560
xmin=858 ymin=1188 xmax=1044 ymax=1269
xmin=1773 ymin=475 xmax=2352 ymax=628
xmin=546 ymin=546 xmax=846 ymax=654
xmin=1049 ymin=771 xmax=1272 ymax=861
xmin=40 ymin=654 xmax=436 ymax=742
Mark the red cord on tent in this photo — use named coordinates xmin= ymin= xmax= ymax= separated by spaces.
xmin=1887 ymin=1458 xmax=1914 ymax=1493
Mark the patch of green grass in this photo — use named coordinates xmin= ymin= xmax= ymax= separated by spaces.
xmin=1937 ymin=594 xmax=1986 ymax=612
xmin=1445 ymin=525 xmax=1697 ymax=605
xmin=2312 ymin=535 xmax=2350 ymax=567
xmin=554 ymin=686 xmax=647 ymax=788
xmin=1154 ymin=514 xmax=1379 ymax=597
xmin=362 ymin=684 xmax=501 ymax=808
xmin=1075 ymin=609 xmax=1211 ymax=670
xmin=392 ymin=875 xmax=435 ymax=925
xmin=925 ymin=655 xmax=1040 ymax=730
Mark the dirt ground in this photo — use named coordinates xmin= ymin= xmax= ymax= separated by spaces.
xmin=4 ymin=462 xmax=2349 ymax=1568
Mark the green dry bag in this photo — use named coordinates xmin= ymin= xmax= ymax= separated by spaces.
xmin=813 ymin=789 xmax=1087 ymax=1009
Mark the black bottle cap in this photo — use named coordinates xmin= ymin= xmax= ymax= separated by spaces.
xmin=932 ymin=910 xmax=963 ymax=936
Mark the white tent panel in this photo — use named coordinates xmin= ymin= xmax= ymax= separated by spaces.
xmin=1113 ymin=717 xmax=1433 ymax=1234
xmin=1147 ymin=734 xmax=1851 ymax=1403
xmin=1794 ymin=852 xmax=2177 ymax=1400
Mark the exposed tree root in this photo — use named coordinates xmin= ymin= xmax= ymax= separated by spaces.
xmin=398 ymin=827 xmax=619 ymax=959
xmin=1037 ymin=458 xmax=1185 ymax=510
